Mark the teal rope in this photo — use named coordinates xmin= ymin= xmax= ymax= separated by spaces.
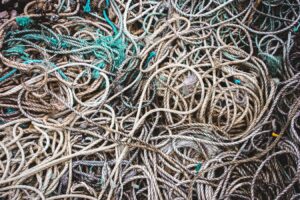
xmin=105 ymin=0 xmax=110 ymax=8
xmin=83 ymin=0 xmax=91 ymax=13
xmin=195 ymin=162 xmax=202 ymax=174
xmin=0 ymin=68 xmax=17 ymax=82
xmin=4 ymin=46 xmax=29 ymax=58
xmin=16 ymin=16 xmax=32 ymax=27
xmin=92 ymin=62 xmax=105 ymax=79
xmin=143 ymin=51 xmax=156 ymax=69
xmin=294 ymin=22 xmax=300 ymax=32
xmin=103 ymin=0 xmax=118 ymax=34
xmin=4 ymin=108 xmax=16 ymax=114
xmin=234 ymin=79 xmax=241 ymax=85
xmin=103 ymin=9 xmax=118 ymax=34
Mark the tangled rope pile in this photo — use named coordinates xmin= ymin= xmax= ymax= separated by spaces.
xmin=0 ymin=0 xmax=299 ymax=199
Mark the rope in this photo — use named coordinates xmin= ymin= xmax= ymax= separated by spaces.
xmin=0 ymin=0 xmax=299 ymax=199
